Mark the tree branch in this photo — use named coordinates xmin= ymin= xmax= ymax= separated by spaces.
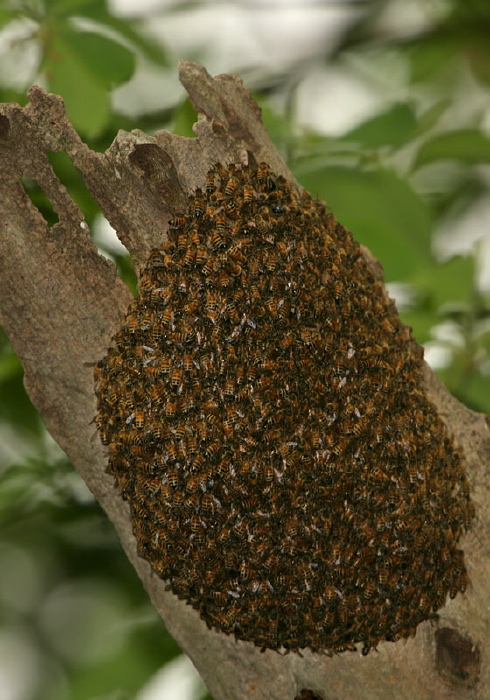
xmin=0 ymin=61 xmax=489 ymax=699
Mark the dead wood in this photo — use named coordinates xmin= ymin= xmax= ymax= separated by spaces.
xmin=0 ymin=61 xmax=489 ymax=699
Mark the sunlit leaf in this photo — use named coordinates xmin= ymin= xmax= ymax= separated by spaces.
xmin=70 ymin=0 xmax=169 ymax=65
xmin=415 ymin=129 xmax=490 ymax=167
xmin=0 ymin=9 xmax=20 ymax=28
xmin=415 ymin=99 xmax=452 ymax=136
xmin=295 ymin=165 xmax=433 ymax=281
xmin=341 ymin=103 xmax=417 ymax=148
xmin=43 ymin=33 xmax=111 ymax=136
xmin=61 ymin=29 xmax=135 ymax=87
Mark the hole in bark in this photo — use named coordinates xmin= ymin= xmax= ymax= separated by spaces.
xmin=435 ymin=627 xmax=480 ymax=688
xmin=21 ymin=177 xmax=59 ymax=227
xmin=47 ymin=151 xmax=138 ymax=296
xmin=295 ymin=691 xmax=325 ymax=700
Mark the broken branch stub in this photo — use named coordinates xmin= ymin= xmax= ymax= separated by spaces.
xmin=0 ymin=61 xmax=489 ymax=700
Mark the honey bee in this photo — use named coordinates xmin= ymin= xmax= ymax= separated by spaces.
xmin=228 ymin=243 xmax=245 ymax=263
xmin=195 ymin=244 xmax=208 ymax=267
xmin=223 ymin=378 xmax=235 ymax=398
xmin=205 ymin=289 xmax=218 ymax=312
xmin=206 ymin=311 xmax=219 ymax=327
xmin=204 ymin=440 xmax=220 ymax=459
xmin=223 ymin=417 xmax=233 ymax=438
xmin=186 ymin=474 xmax=200 ymax=493
xmin=176 ymin=232 xmax=187 ymax=253
xmin=183 ymin=245 xmax=197 ymax=268
xmin=363 ymin=581 xmax=376 ymax=599
xmin=169 ymin=215 xmax=186 ymax=229
xmin=215 ymin=269 xmax=230 ymax=289
xmin=149 ymin=324 xmax=163 ymax=345
xmin=190 ymin=513 xmax=201 ymax=533
xmin=161 ymin=307 xmax=173 ymax=326
xmin=182 ymin=354 xmax=193 ymax=373
xmin=211 ymin=229 xmax=225 ymax=249
xmin=165 ymin=399 xmax=177 ymax=417
xmin=224 ymin=177 xmax=236 ymax=196
xmin=191 ymin=454 xmax=205 ymax=471
xmin=201 ymin=493 xmax=215 ymax=513
xmin=257 ymin=162 xmax=269 ymax=184
xmin=166 ymin=469 xmax=179 ymax=488
xmin=183 ymin=297 xmax=199 ymax=315
xmin=264 ymin=463 xmax=274 ymax=483
xmin=192 ymin=189 xmax=205 ymax=218
xmin=172 ymin=422 xmax=185 ymax=440
xmin=184 ymin=493 xmax=200 ymax=510
xmin=204 ymin=204 xmax=216 ymax=221
xmin=171 ymin=367 xmax=183 ymax=387
xmin=225 ymin=199 xmax=238 ymax=218
xmin=134 ymin=410 xmax=145 ymax=428
xmin=202 ymin=255 xmax=217 ymax=276
xmin=215 ymin=457 xmax=230 ymax=479
xmin=126 ymin=314 xmax=138 ymax=334
xmin=226 ymin=302 xmax=239 ymax=323
xmin=167 ymin=441 xmax=180 ymax=463
xmin=206 ymin=170 xmax=217 ymax=194
xmin=186 ymin=226 xmax=199 ymax=245
xmin=243 ymin=183 xmax=254 ymax=203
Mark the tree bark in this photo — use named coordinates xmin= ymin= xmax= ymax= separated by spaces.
xmin=0 ymin=61 xmax=489 ymax=700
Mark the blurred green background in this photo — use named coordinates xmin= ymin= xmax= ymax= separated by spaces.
xmin=1 ymin=0 xmax=490 ymax=698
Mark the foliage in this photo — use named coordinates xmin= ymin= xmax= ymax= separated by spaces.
xmin=1 ymin=0 xmax=490 ymax=698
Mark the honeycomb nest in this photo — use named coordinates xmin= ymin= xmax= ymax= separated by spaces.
xmin=95 ymin=161 xmax=474 ymax=655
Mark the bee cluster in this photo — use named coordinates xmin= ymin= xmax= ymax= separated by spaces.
xmin=95 ymin=161 xmax=474 ymax=655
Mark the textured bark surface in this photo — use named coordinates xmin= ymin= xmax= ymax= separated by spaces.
xmin=0 ymin=61 xmax=489 ymax=699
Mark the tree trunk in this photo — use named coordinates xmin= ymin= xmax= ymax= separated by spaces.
xmin=0 ymin=61 xmax=489 ymax=700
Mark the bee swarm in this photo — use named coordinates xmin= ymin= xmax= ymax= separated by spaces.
xmin=95 ymin=161 xmax=474 ymax=655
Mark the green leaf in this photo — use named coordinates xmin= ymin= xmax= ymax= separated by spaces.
xmin=295 ymin=165 xmax=433 ymax=281
xmin=479 ymin=329 xmax=490 ymax=380
xmin=415 ymin=99 xmax=452 ymax=137
xmin=407 ymin=33 xmax=458 ymax=84
xmin=0 ymin=352 xmax=22 ymax=382
xmin=0 ymin=9 xmax=20 ymax=28
xmin=44 ymin=0 xmax=97 ymax=15
xmin=63 ymin=0 xmax=169 ymax=65
xmin=61 ymin=28 xmax=135 ymax=87
xmin=413 ymin=255 xmax=475 ymax=311
xmin=43 ymin=33 xmax=110 ymax=137
xmin=462 ymin=373 xmax=490 ymax=413
xmin=399 ymin=309 xmax=438 ymax=345
xmin=257 ymin=99 xmax=293 ymax=149
xmin=94 ymin=13 xmax=169 ymax=66
xmin=437 ymin=366 xmax=490 ymax=414
xmin=415 ymin=129 xmax=490 ymax=167
xmin=465 ymin=31 xmax=490 ymax=86
xmin=171 ymin=97 xmax=197 ymax=139
xmin=341 ymin=103 xmax=417 ymax=148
